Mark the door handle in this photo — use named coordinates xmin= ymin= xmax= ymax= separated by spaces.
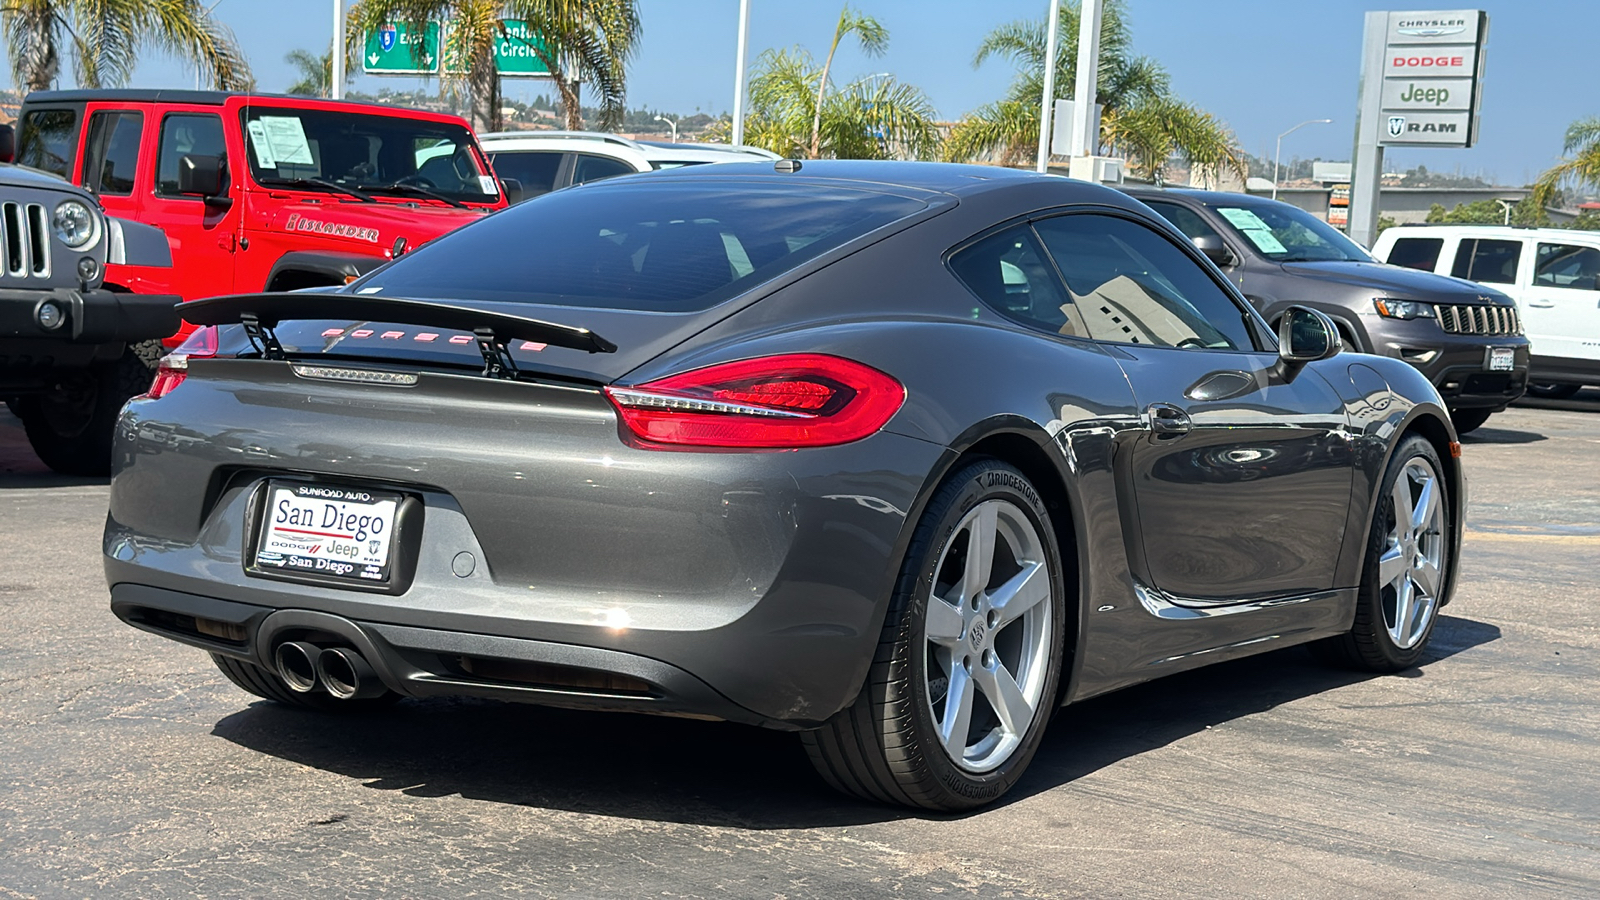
xmin=1145 ymin=403 xmax=1192 ymax=436
xmin=1526 ymin=299 xmax=1555 ymax=308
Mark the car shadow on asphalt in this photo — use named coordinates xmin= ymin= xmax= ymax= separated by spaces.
xmin=209 ymin=614 xmax=1499 ymax=828
xmin=1461 ymin=425 xmax=1547 ymax=445
xmin=1006 ymin=613 xmax=1501 ymax=808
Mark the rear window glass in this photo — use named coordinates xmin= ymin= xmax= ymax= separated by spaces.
xmin=1385 ymin=237 xmax=1443 ymax=272
xmin=359 ymin=183 xmax=927 ymax=311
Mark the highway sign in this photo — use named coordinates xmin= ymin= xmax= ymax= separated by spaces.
xmin=363 ymin=21 xmax=441 ymax=75
xmin=443 ymin=20 xmax=554 ymax=77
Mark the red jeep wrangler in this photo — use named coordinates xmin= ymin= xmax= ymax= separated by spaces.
xmin=15 ymin=90 xmax=508 ymax=343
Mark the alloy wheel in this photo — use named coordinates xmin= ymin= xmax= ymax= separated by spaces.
xmin=1378 ymin=457 xmax=1446 ymax=649
xmin=923 ymin=499 xmax=1054 ymax=773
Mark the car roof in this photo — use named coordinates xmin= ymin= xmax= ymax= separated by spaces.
xmin=22 ymin=89 xmax=476 ymax=125
xmin=582 ymin=159 xmax=1145 ymax=204
xmin=1378 ymin=224 xmax=1600 ymax=242
xmin=1120 ymin=186 xmax=1288 ymax=209
xmin=478 ymin=131 xmax=778 ymax=163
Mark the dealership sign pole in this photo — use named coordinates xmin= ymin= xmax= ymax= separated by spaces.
xmin=1349 ymin=9 xmax=1488 ymax=247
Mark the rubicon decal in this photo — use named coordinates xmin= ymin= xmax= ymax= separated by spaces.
xmin=283 ymin=213 xmax=381 ymax=243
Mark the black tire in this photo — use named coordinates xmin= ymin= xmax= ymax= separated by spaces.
xmin=210 ymin=653 xmax=400 ymax=712
xmin=16 ymin=340 xmax=161 ymax=476
xmin=1449 ymin=407 xmax=1493 ymax=435
xmin=1526 ymin=383 xmax=1581 ymax=400
xmin=1314 ymin=435 xmax=1451 ymax=672
xmin=802 ymin=460 xmax=1067 ymax=811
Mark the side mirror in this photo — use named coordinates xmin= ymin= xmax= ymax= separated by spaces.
xmin=1277 ymin=306 xmax=1341 ymax=376
xmin=498 ymin=177 xmax=524 ymax=204
xmin=0 ymin=123 xmax=14 ymax=164
xmin=177 ymin=154 xmax=230 ymax=207
xmin=1192 ymin=234 xmax=1235 ymax=267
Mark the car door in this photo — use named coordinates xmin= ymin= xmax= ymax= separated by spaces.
xmin=76 ymin=106 xmax=146 ymax=223
xmin=1522 ymin=239 xmax=1600 ymax=369
xmin=138 ymin=108 xmax=240 ymax=300
xmin=1033 ymin=211 xmax=1353 ymax=602
xmin=485 ymin=149 xmax=565 ymax=202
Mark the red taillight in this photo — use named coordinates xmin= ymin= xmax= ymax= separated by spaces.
xmin=145 ymin=326 xmax=218 ymax=399
xmin=605 ymin=354 xmax=905 ymax=449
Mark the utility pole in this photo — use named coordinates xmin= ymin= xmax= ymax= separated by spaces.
xmin=1034 ymin=0 xmax=1062 ymax=173
xmin=732 ymin=0 xmax=750 ymax=146
xmin=331 ymin=0 xmax=345 ymax=100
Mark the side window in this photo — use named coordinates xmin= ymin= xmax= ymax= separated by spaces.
xmin=1534 ymin=243 xmax=1600 ymax=291
xmin=488 ymin=150 xmax=563 ymax=200
xmin=80 ymin=111 xmax=144 ymax=196
xmin=948 ymin=225 xmax=1087 ymax=337
xmin=1144 ymin=200 xmax=1222 ymax=242
xmin=1386 ymin=237 xmax=1444 ymax=272
xmin=1033 ymin=214 xmax=1256 ymax=351
xmin=17 ymin=109 xmax=79 ymax=178
xmin=571 ymin=154 xmax=636 ymax=186
xmin=155 ymin=114 xmax=227 ymax=197
xmin=1449 ymin=238 xmax=1520 ymax=284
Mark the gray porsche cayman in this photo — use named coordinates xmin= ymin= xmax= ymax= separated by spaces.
xmin=106 ymin=161 xmax=1462 ymax=810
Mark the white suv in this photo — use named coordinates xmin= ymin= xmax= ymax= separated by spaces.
xmin=478 ymin=131 xmax=779 ymax=203
xmin=1373 ymin=225 xmax=1600 ymax=398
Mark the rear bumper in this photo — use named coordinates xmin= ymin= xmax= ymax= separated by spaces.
xmin=104 ymin=373 xmax=947 ymax=726
xmin=110 ymin=583 xmax=774 ymax=727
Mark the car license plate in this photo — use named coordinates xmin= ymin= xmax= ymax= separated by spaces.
xmin=253 ymin=482 xmax=400 ymax=585
xmin=1485 ymin=347 xmax=1515 ymax=372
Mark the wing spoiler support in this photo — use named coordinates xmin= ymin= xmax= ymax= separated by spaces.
xmin=180 ymin=292 xmax=617 ymax=379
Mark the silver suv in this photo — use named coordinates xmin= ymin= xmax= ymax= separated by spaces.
xmin=1 ymin=128 xmax=179 ymax=474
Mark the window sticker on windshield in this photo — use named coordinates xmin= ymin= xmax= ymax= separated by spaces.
xmin=245 ymin=120 xmax=276 ymax=168
xmin=257 ymin=115 xmax=315 ymax=165
xmin=1217 ymin=208 xmax=1288 ymax=254
xmin=478 ymin=175 xmax=498 ymax=194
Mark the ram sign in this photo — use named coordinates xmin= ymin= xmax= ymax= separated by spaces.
xmin=1375 ymin=10 xmax=1487 ymax=147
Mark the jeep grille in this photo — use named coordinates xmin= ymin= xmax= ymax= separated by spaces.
xmin=1432 ymin=303 xmax=1521 ymax=336
xmin=2 ymin=202 xmax=50 ymax=280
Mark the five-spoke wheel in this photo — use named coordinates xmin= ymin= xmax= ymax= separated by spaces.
xmin=803 ymin=460 xmax=1065 ymax=810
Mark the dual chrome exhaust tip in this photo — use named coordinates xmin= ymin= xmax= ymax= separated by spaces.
xmin=272 ymin=641 xmax=386 ymax=700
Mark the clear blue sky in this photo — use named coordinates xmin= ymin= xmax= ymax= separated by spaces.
xmin=11 ymin=0 xmax=1596 ymax=186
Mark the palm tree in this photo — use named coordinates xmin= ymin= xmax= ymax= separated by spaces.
xmin=945 ymin=0 xmax=1241 ymax=183
xmin=723 ymin=47 xmax=939 ymax=161
xmin=345 ymin=0 xmax=639 ymax=133
xmin=1532 ymin=117 xmax=1600 ymax=209
xmin=285 ymin=46 xmax=355 ymax=98
xmin=808 ymin=5 xmax=886 ymax=159
xmin=2 ymin=0 xmax=251 ymax=93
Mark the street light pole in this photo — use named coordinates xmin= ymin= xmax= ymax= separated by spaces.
xmin=655 ymin=115 xmax=679 ymax=142
xmin=1034 ymin=0 xmax=1062 ymax=173
xmin=196 ymin=0 xmax=227 ymax=89
xmin=731 ymin=0 xmax=750 ymax=146
xmin=331 ymin=0 xmax=345 ymax=100
xmin=1273 ymin=118 xmax=1332 ymax=200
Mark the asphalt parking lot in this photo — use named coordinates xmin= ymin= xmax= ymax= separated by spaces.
xmin=2 ymin=397 xmax=1598 ymax=899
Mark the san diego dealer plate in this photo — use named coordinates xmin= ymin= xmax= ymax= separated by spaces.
xmin=253 ymin=482 xmax=400 ymax=585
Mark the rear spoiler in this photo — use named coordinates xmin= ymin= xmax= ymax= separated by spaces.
xmin=179 ymin=292 xmax=616 ymax=379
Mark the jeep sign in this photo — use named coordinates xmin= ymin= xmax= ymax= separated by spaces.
xmin=1374 ymin=9 xmax=1487 ymax=147
xmin=1380 ymin=77 xmax=1473 ymax=111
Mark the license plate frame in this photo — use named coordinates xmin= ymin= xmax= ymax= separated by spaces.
xmin=1485 ymin=346 xmax=1516 ymax=372
xmin=246 ymin=480 xmax=411 ymax=591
